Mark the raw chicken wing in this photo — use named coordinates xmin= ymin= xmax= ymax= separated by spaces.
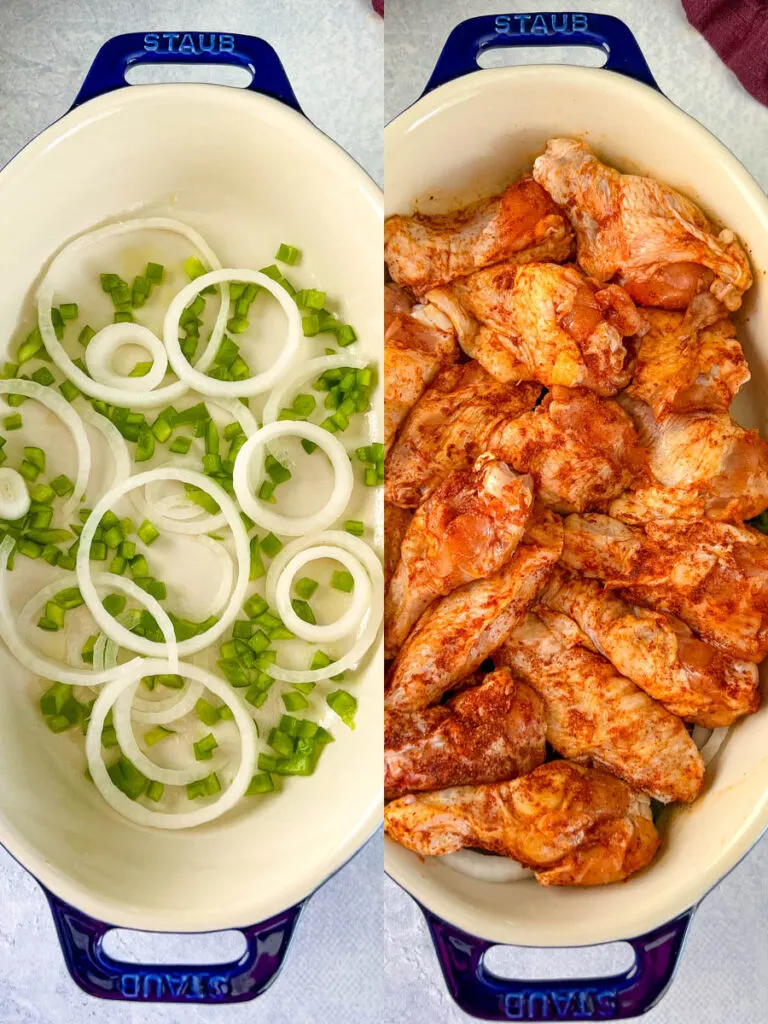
xmin=533 ymin=138 xmax=752 ymax=311
xmin=384 ymin=285 xmax=459 ymax=452
xmin=498 ymin=611 xmax=704 ymax=803
xmin=385 ymin=508 xmax=562 ymax=710
xmin=436 ymin=261 xmax=643 ymax=394
xmin=492 ymin=386 xmax=644 ymax=513
xmin=384 ymin=503 xmax=413 ymax=591
xmin=384 ymin=361 xmax=540 ymax=508
xmin=542 ymin=571 xmax=759 ymax=727
xmin=561 ymin=514 xmax=768 ymax=661
xmin=384 ymin=760 xmax=659 ymax=886
xmin=609 ymin=395 xmax=768 ymax=523
xmin=385 ymin=455 xmax=534 ymax=658
xmin=626 ymin=306 xmax=749 ymax=418
xmin=384 ymin=668 xmax=545 ymax=800
xmin=384 ymin=176 xmax=573 ymax=296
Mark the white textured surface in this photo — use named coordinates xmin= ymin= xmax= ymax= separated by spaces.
xmin=0 ymin=0 xmax=383 ymax=1020
xmin=384 ymin=1 xmax=768 ymax=1021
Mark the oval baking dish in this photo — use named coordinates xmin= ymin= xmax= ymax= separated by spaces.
xmin=385 ymin=12 xmax=768 ymax=1020
xmin=0 ymin=31 xmax=382 ymax=1005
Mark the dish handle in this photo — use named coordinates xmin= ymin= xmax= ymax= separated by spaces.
xmin=423 ymin=12 xmax=659 ymax=95
xmin=71 ymin=31 xmax=302 ymax=113
xmin=421 ymin=904 xmax=694 ymax=1021
xmin=44 ymin=888 xmax=304 ymax=1004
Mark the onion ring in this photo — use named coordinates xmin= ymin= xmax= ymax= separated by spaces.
xmin=37 ymin=217 xmax=229 ymax=407
xmin=0 ymin=378 xmax=90 ymax=517
xmin=7 ymin=552 xmax=178 ymax=683
xmin=130 ymin=457 xmax=227 ymax=536
xmin=233 ymin=421 xmax=354 ymax=536
xmin=0 ymin=468 xmax=29 ymax=521
xmin=84 ymin=322 xmax=169 ymax=393
xmin=76 ymin=468 xmax=249 ymax=657
xmin=77 ymin=402 xmax=131 ymax=493
xmin=85 ymin=658 xmax=257 ymax=829
xmin=274 ymin=544 xmax=371 ymax=643
xmin=163 ymin=269 xmax=301 ymax=398
xmin=265 ymin=531 xmax=383 ymax=683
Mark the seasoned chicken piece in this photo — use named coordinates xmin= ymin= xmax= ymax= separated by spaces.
xmin=385 ymin=455 xmax=534 ymax=658
xmin=384 ymin=287 xmax=459 ymax=453
xmin=492 ymin=386 xmax=643 ymax=513
xmin=384 ymin=361 xmax=540 ymax=508
xmin=561 ymin=513 xmax=768 ymax=661
xmin=608 ymin=395 xmax=768 ymax=523
xmin=386 ymin=508 xmax=562 ymax=710
xmin=434 ymin=262 xmax=643 ymax=395
xmin=384 ymin=760 xmax=659 ymax=886
xmin=384 ymin=283 xmax=414 ymax=313
xmin=384 ymin=668 xmax=545 ymax=800
xmin=498 ymin=612 xmax=704 ymax=803
xmin=542 ymin=571 xmax=759 ymax=727
xmin=626 ymin=306 xmax=749 ymax=418
xmin=384 ymin=176 xmax=573 ymax=296
xmin=384 ymin=503 xmax=412 ymax=591
xmin=533 ymin=138 xmax=752 ymax=311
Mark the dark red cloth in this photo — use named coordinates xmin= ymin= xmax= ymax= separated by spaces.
xmin=373 ymin=0 xmax=383 ymax=15
xmin=682 ymin=0 xmax=768 ymax=106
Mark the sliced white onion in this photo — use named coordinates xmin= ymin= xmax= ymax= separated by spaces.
xmin=197 ymin=535 xmax=235 ymax=616
xmin=37 ymin=217 xmax=229 ymax=408
xmin=132 ymin=679 xmax=205 ymax=726
xmin=76 ymin=468 xmax=249 ymax=658
xmin=114 ymin=682 xmax=226 ymax=785
xmin=163 ymin=269 xmax=301 ymax=397
xmin=206 ymin=396 xmax=258 ymax=437
xmin=84 ymin=322 xmax=169 ymax=393
xmin=130 ymin=457 xmax=227 ymax=536
xmin=261 ymin=353 xmax=370 ymax=465
xmin=93 ymin=633 xmax=109 ymax=673
xmin=692 ymin=725 xmax=730 ymax=766
xmin=86 ymin=658 xmax=257 ymax=829
xmin=7 ymin=552 xmax=178 ymax=684
xmin=440 ymin=848 xmax=534 ymax=883
xmin=0 ymin=378 xmax=90 ymax=517
xmin=233 ymin=421 xmax=354 ymax=536
xmin=77 ymin=403 xmax=131 ymax=492
xmin=274 ymin=544 xmax=371 ymax=643
xmin=0 ymin=468 xmax=29 ymax=520
xmin=266 ymin=531 xmax=383 ymax=683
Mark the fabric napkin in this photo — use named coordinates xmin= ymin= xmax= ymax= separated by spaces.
xmin=683 ymin=0 xmax=768 ymax=106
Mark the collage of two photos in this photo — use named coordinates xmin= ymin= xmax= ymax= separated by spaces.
xmin=1 ymin=2 xmax=768 ymax=1022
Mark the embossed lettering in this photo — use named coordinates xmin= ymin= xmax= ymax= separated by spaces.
xmin=161 ymin=32 xmax=180 ymax=53
xmin=551 ymin=990 xmax=576 ymax=1016
xmin=596 ymin=990 xmax=618 ymax=1017
xmin=143 ymin=33 xmax=159 ymax=52
xmin=494 ymin=15 xmax=511 ymax=34
xmin=513 ymin=14 xmax=532 ymax=33
xmin=179 ymin=33 xmax=196 ymax=55
xmin=219 ymin=34 xmax=236 ymax=53
xmin=209 ymin=974 xmax=230 ymax=997
xmin=504 ymin=993 xmax=525 ymax=1019
xmin=165 ymin=974 xmax=190 ymax=998
xmin=143 ymin=974 xmax=165 ymax=999
xmin=572 ymin=13 xmax=590 ymax=32
xmin=551 ymin=14 xmax=569 ymax=33
xmin=120 ymin=974 xmax=141 ymax=998
xmin=531 ymin=14 xmax=548 ymax=36
xmin=198 ymin=33 xmax=216 ymax=54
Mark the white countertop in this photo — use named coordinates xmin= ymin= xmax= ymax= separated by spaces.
xmin=0 ymin=1 xmax=383 ymax=1022
xmin=384 ymin=2 xmax=768 ymax=1022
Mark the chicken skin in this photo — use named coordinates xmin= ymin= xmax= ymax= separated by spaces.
xmin=385 ymin=455 xmax=534 ymax=658
xmin=542 ymin=571 xmax=759 ymax=727
xmin=384 ymin=176 xmax=573 ymax=297
xmin=561 ymin=514 xmax=768 ymax=661
xmin=384 ymin=668 xmax=546 ymax=800
xmin=533 ymin=138 xmax=752 ymax=311
xmin=626 ymin=307 xmax=749 ymax=419
xmin=498 ymin=612 xmax=704 ymax=803
xmin=492 ymin=386 xmax=643 ymax=513
xmin=386 ymin=508 xmax=562 ymax=711
xmin=384 ymin=361 xmax=541 ymax=508
xmin=384 ymin=285 xmax=459 ymax=453
xmin=384 ymin=503 xmax=413 ymax=591
xmin=433 ymin=261 xmax=644 ymax=395
xmin=384 ymin=760 xmax=660 ymax=886
xmin=608 ymin=396 xmax=768 ymax=524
